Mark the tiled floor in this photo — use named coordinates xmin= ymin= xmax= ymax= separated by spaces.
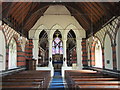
xmin=48 ymin=71 xmax=66 ymax=90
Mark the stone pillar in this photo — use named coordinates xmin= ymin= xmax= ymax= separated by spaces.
xmin=63 ymin=39 xmax=67 ymax=67
xmin=28 ymin=39 xmax=33 ymax=59
xmin=76 ymin=38 xmax=83 ymax=69
xmin=102 ymin=47 xmax=105 ymax=69
xmin=48 ymin=39 xmax=53 ymax=67
xmin=112 ymin=44 xmax=117 ymax=70
xmin=33 ymin=39 xmax=39 ymax=65
xmin=49 ymin=39 xmax=53 ymax=59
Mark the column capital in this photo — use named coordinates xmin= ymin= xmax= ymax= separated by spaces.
xmin=62 ymin=39 xmax=67 ymax=41
xmin=33 ymin=39 xmax=39 ymax=41
xmin=76 ymin=37 xmax=82 ymax=40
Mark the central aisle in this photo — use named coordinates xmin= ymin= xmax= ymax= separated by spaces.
xmin=48 ymin=70 xmax=66 ymax=90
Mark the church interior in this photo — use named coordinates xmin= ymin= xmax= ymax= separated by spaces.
xmin=0 ymin=1 xmax=120 ymax=90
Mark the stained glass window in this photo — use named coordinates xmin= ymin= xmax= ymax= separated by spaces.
xmin=60 ymin=47 xmax=63 ymax=54
xmin=52 ymin=47 xmax=55 ymax=54
xmin=56 ymin=46 xmax=59 ymax=54
xmin=52 ymin=42 xmax=55 ymax=46
xmin=52 ymin=37 xmax=63 ymax=54
xmin=55 ymin=37 xmax=60 ymax=44
xmin=60 ymin=42 xmax=62 ymax=46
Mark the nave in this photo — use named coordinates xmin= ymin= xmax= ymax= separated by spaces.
xmin=1 ymin=68 xmax=120 ymax=89
xmin=0 ymin=1 xmax=120 ymax=90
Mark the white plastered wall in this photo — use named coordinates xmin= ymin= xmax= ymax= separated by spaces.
xmin=104 ymin=34 xmax=113 ymax=69
xmin=8 ymin=38 xmax=17 ymax=69
xmin=0 ymin=30 xmax=6 ymax=70
xmin=116 ymin=28 xmax=120 ymax=70
xmin=95 ymin=40 xmax=102 ymax=68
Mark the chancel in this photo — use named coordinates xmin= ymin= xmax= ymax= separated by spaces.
xmin=1 ymin=1 xmax=120 ymax=90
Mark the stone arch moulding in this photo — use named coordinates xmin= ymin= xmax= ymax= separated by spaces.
xmin=8 ymin=34 xmax=19 ymax=46
xmin=33 ymin=25 xmax=48 ymax=39
xmin=49 ymin=24 xmax=63 ymax=40
xmin=32 ymin=26 xmax=48 ymax=63
xmin=1 ymin=29 xmax=7 ymax=47
xmin=103 ymin=31 xmax=113 ymax=47
xmin=64 ymin=24 xmax=86 ymax=40
xmin=93 ymin=36 xmax=103 ymax=48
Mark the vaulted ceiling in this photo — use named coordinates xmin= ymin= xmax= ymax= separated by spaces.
xmin=1 ymin=2 xmax=120 ymax=38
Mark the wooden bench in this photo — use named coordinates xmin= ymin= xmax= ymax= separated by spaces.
xmin=76 ymin=85 xmax=119 ymax=90
xmin=2 ymin=70 xmax=51 ymax=90
xmin=65 ymin=70 xmax=120 ymax=89
xmin=2 ymin=85 xmax=41 ymax=90
xmin=2 ymin=79 xmax=43 ymax=82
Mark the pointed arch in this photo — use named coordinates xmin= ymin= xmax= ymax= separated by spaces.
xmin=94 ymin=39 xmax=102 ymax=68
xmin=0 ymin=30 xmax=6 ymax=70
xmin=64 ymin=24 xmax=79 ymax=40
xmin=8 ymin=37 xmax=17 ymax=69
xmin=64 ymin=24 xmax=85 ymax=40
xmin=89 ymin=37 xmax=102 ymax=68
xmin=34 ymin=25 xmax=48 ymax=39
xmin=104 ymin=34 xmax=113 ymax=69
xmin=103 ymin=31 xmax=113 ymax=48
xmin=49 ymin=24 xmax=63 ymax=40
xmin=52 ymin=30 xmax=63 ymax=55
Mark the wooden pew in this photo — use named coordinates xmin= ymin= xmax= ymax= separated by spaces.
xmin=2 ymin=79 xmax=43 ymax=82
xmin=74 ymin=81 xmax=120 ymax=85
xmin=2 ymin=70 xmax=51 ymax=90
xmin=76 ymin=85 xmax=119 ymax=90
xmin=72 ymin=78 xmax=118 ymax=81
xmin=65 ymin=70 xmax=120 ymax=89
xmin=2 ymin=85 xmax=41 ymax=90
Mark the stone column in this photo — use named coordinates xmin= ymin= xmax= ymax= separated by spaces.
xmin=63 ymin=39 xmax=67 ymax=67
xmin=48 ymin=39 xmax=53 ymax=67
xmin=33 ymin=39 xmax=39 ymax=65
xmin=102 ymin=47 xmax=105 ymax=69
xmin=112 ymin=44 xmax=117 ymax=70
xmin=76 ymin=38 xmax=83 ymax=69
xmin=49 ymin=39 xmax=53 ymax=59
